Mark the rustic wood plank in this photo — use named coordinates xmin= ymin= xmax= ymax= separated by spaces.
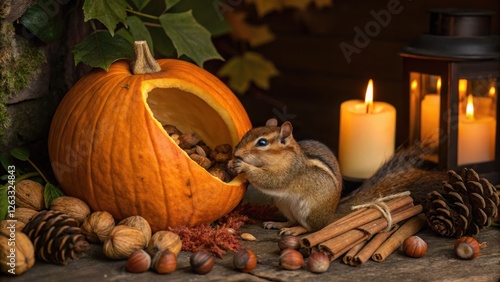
xmin=7 ymin=223 xmax=499 ymax=281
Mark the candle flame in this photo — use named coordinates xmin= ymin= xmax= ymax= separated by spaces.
xmin=466 ymin=94 xmax=474 ymax=120
xmin=365 ymin=79 xmax=374 ymax=113
xmin=436 ymin=77 xmax=442 ymax=93
xmin=411 ymin=80 xmax=418 ymax=91
xmin=459 ymin=79 xmax=468 ymax=96
xmin=489 ymin=86 xmax=496 ymax=97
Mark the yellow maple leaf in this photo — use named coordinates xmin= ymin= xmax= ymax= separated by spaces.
xmin=246 ymin=0 xmax=332 ymax=17
xmin=313 ymin=0 xmax=333 ymax=8
xmin=225 ymin=12 xmax=275 ymax=47
xmin=217 ymin=51 xmax=279 ymax=94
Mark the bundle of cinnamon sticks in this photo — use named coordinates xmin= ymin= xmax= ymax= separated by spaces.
xmin=301 ymin=192 xmax=426 ymax=266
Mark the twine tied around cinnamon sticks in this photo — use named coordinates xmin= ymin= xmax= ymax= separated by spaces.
xmin=300 ymin=191 xmax=426 ymax=265
xmin=350 ymin=191 xmax=411 ymax=232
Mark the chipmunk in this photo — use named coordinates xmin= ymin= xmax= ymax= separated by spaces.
xmin=231 ymin=118 xmax=342 ymax=236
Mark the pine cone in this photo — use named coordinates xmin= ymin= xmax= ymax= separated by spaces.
xmin=425 ymin=168 xmax=499 ymax=237
xmin=22 ymin=210 xmax=89 ymax=264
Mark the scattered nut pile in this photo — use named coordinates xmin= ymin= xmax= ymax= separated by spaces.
xmin=163 ymin=124 xmax=237 ymax=182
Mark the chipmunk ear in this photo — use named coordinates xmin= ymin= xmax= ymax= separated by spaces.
xmin=279 ymin=121 xmax=293 ymax=144
xmin=265 ymin=118 xmax=278 ymax=127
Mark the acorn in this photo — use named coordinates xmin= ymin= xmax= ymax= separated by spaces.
xmin=190 ymin=251 xmax=215 ymax=274
xmin=402 ymin=236 xmax=428 ymax=258
xmin=125 ymin=249 xmax=151 ymax=273
xmin=151 ymin=251 xmax=177 ymax=274
xmin=279 ymin=249 xmax=304 ymax=270
xmin=454 ymin=236 xmax=481 ymax=260
xmin=278 ymin=235 xmax=301 ymax=251
xmin=306 ymin=251 xmax=330 ymax=273
xmin=233 ymin=249 xmax=257 ymax=272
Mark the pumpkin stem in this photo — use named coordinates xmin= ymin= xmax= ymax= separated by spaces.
xmin=131 ymin=41 xmax=161 ymax=74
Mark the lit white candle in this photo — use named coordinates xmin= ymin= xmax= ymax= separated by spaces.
xmin=339 ymin=79 xmax=396 ymax=180
xmin=458 ymin=95 xmax=496 ymax=165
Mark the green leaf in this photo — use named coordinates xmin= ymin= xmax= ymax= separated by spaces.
xmin=116 ymin=28 xmax=134 ymax=43
xmin=73 ymin=31 xmax=134 ymax=71
xmin=0 ymin=185 xmax=7 ymax=220
xmin=217 ymin=51 xmax=279 ymax=94
xmin=148 ymin=26 xmax=176 ymax=58
xmin=130 ymin=0 xmax=151 ymax=11
xmin=126 ymin=16 xmax=154 ymax=52
xmin=159 ymin=11 xmax=223 ymax=67
xmin=44 ymin=183 xmax=65 ymax=209
xmin=165 ymin=0 xmax=182 ymax=10
xmin=0 ymin=153 xmax=11 ymax=172
xmin=83 ymin=0 xmax=128 ymax=36
xmin=19 ymin=4 xmax=63 ymax=43
xmin=10 ymin=148 xmax=30 ymax=161
xmin=169 ymin=0 xmax=231 ymax=36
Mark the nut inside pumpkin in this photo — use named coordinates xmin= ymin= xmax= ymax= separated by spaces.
xmin=145 ymin=86 xmax=242 ymax=183
xmin=147 ymin=87 xmax=233 ymax=149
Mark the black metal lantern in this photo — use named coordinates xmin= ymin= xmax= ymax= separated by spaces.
xmin=400 ymin=8 xmax=500 ymax=182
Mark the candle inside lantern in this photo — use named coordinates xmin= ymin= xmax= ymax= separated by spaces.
xmin=458 ymin=94 xmax=496 ymax=165
xmin=420 ymin=77 xmax=441 ymax=148
xmin=339 ymin=79 xmax=396 ymax=180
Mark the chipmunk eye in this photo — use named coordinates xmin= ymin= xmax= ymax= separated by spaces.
xmin=256 ymin=138 xmax=269 ymax=147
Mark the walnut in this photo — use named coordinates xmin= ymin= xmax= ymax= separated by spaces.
xmin=15 ymin=180 xmax=45 ymax=211
xmin=81 ymin=211 xmax=116 ymax=243
xmin=103 ymin=225 xmax=148 ymax=260
xmin=49 ymin=196 xmax=91 ymax=225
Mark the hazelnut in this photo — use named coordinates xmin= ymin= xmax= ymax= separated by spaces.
xmin=190 ymin=250 xmax=215 ymax=274
xmin=13 ymin=208 xmax=39 ymax=225
xmin=147 ymin=231 xmax=182 ymax=257
xmin=118 ymin=215 xmax=152 ymax=243
xmin=151 ymin=251 xmax=177 ymax=274
xmin=103 ymin=225 xmax=148 ymax=259
xmin=15 ymin=180 xmax=45 ymax=210
xmin=279 ymin=249 xmax=304 ymax=270
xmin=233 ymin=249 xmax=257 ymax=272
xmin=306 ymin=251 xmax=330 ymax=273
xmin=0 ymin=231 xmax=35 ymax=275
xmin=454 ymin=236 xmax=481 ymax=260
xmin=125 ymin=249 xmax=151 ymax=273
xmin=81 ymin=211 xmax=115 ymax=243
xmin=402 ymin=236 xmax=428 ymax=258
xmin=278 ymin=235 xmax=301 ymax=251
xmin=49 ymin=196 xmax=90 ymax=225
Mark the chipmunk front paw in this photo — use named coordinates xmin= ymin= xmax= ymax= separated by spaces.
xmin=263 ymin=221 xmax=293 ymax=230
xmin=279 ymin=226 xmax=309 ymax=236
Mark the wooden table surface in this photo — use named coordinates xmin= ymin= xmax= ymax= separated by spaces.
xmin=2 ymin=222 xmax=499 ymax=282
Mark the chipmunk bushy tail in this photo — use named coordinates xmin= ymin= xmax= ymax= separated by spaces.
xmin=337 ymin=144 xmax=446 ymax=215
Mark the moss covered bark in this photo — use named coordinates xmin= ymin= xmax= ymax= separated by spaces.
xmin=0 ymin=20 xmax=45 ymax=140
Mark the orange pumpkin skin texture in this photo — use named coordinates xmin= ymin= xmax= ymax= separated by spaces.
xmin=48 ymin=57 xmax=251 ymax=232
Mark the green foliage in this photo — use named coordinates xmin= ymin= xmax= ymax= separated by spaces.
xmin=44 ymin=183 xmax=64 ymax=209
xmin=0 ymin=148 xmax=65 ymax=220
xmin=159 ymin=11 xmax=223 ymax=66
xmin=19 ymin=3 xmax=64 ymax=43
xmin=83 ymin=0 xmax=128 ymax=36
xmin=73 ymin=31 xmax=134 ymax=71
xmin=76 ymin=0 xmax=227 ymax=69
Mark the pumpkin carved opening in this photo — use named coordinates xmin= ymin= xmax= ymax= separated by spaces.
xmin=145 ymin=86 xmax=245 ymax=185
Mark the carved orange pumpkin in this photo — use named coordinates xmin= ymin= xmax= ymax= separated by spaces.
xmin=48 ymin=42 xmax=251 ymax=231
